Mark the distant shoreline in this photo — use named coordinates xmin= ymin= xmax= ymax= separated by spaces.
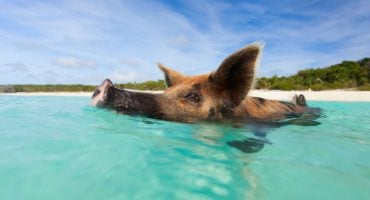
xmin=1 ymin=90 xmax=370 ymax=102
xmin=248 ymin=90 xmax=370 ymax=102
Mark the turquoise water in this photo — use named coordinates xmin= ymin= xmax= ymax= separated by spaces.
xmin=0 ymin=96 xmax=369 ymax=200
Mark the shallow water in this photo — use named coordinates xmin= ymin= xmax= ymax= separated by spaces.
xmin=0 ymin=96 xmax=369 ymax=200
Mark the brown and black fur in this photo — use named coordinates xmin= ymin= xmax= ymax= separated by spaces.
xmin=91 ymin=43 xmax=318 ymax=123
xmin=91 ymin=43 xmax=321 ymax=153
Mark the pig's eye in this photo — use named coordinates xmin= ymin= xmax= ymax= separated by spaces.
xmin=185 ymin=92 xmax=201 ymax=103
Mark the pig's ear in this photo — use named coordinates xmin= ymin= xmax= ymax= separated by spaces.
xmin=210 ymin=43 xmax=263 ymax=105
xmin=158 ymin=63 xmax=185 ymax=87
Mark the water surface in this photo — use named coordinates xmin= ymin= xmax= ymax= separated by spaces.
xmin=0 ymin=96 xmax=369 ymax=199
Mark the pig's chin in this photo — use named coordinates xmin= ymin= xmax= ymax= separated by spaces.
xmin=156 ymin=113 xmax=205 ymax=123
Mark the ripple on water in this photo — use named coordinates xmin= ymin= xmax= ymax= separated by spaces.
xmin=0 ymin=96 xmax=369 ymax=199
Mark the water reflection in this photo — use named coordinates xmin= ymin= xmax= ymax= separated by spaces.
xmin=190 ymin=112 xmax=322 ymax=154
xmin=88 ymin=104 xmax=322 ymax=154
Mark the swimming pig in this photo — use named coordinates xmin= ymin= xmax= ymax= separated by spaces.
xmin=91 ymin=43 xmax=318 ymax=123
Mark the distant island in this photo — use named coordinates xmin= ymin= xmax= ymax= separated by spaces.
xmin=1 ymin=57 xmax=369 ymax=93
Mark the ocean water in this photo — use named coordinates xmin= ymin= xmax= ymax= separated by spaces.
xmin=0 ymin=95 xmax=369 ymax=200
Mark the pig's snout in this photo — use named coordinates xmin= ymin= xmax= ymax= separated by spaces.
xmin=91 ymin=79 xmax=113 ymax=106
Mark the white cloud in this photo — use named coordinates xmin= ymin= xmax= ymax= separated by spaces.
xmin=110 ymin=70 xmax=148 ymax=83
xmin=4 ymin=62 xmax=29 ymax=72
xmin=0 ymin=0 xmax=369 ymax=84
xmin=52 ymin=57 xmax=96 ymax=69
xmin=120 ymin=58 xmax=143 ymax=68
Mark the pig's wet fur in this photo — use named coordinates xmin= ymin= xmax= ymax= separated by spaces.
xmin=91 ymin=43 xmax=322 ymax=153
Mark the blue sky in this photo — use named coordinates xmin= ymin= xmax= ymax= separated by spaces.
xmin=0 ymin=0 xmax=369 ymax=84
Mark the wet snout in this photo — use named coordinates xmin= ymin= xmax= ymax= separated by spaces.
xmin=91 ymin=79 xmax=113 ymax=106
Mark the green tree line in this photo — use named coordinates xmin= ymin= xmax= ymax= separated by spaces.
xmin=1 ymin=58 xmax=369 ymax=92
xmin=0 ymin=80 xmax=167 ymax=93
xmin=256 ymin=58 xmax=370 ymax=90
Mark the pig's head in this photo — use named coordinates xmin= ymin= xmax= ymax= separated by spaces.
xmin=91 ymin=43 xmax=262 ymax=122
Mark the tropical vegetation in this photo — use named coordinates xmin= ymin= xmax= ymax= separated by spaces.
xmin=1 ymin=58 xmax=369 ymax=92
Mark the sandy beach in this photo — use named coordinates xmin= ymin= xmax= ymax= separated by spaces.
xmin=248 ymin=90 xmax=370 ymax=102
xmin=1 ymin=90 xmax=370 ymax=102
